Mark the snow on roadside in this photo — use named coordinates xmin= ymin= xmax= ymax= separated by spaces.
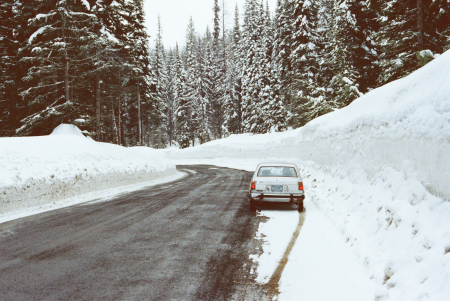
xmin=278 ymin=201 xmax=377 ymax=301
xmin=0 ymin=171 xmax=186 ymax=224
xmin=299 ymin=161 xmax=450 ymax=301
xmin=250 ymin=210 xmax=299 ymax=283
xmin=0 ymin=124 xmax=177 ymax=217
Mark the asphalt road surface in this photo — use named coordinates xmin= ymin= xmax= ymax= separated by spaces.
xmin=0 ymin=165 xmax=272 ymax=300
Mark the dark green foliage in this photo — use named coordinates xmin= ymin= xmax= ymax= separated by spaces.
xmin=0 ymin=0 xmax=32 ymax=136
xmin=376 ymin=0 xmax=450 ymax=85
xmin=0 ymin=0 xmax=157 ymax=146
xmin=3 ymin=0 xmax=450 ymax=143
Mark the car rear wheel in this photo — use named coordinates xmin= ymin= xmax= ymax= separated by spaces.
xmin=250 ymin=199 xmax=256 ymax=211
xmin=297 ymin=200 xmax=304 ymax=212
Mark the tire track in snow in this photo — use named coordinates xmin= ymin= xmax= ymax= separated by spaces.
xmin=266 ymin=211 xmax=306 ymax=299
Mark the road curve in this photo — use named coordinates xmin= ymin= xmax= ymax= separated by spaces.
xmin=0 ymin=165 xmax=268 ymax=300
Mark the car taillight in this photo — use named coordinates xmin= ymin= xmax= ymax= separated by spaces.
xmin=251 ymin=181 xmax=256 ymax=190
xmin=298 ymin=182 xmax=304 ymax=190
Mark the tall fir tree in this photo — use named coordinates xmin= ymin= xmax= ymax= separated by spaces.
xmin=150 ymin=15 xmax=167 ymax=147
xmin=209 ymin=0 xmax=226 ymax=139
xmin=18 ymin=0 xmax=99 ymax=136
xmin=272 ymin=0 xmax=295 ymax=109
xmin=223 ymin=4 xmax=243 ymax=134
xmin=173 ymin=43 xmax=189 ymax=148
xmin=0 ymin=0 xmax=29 ymax=136
xmin=327 ymin=0 xmax=364 ymax=109
xmin=288 ymin=0 xmax=324 ymax=126
xmin=177 ymin=17 xmax=199 ymax=147
xmin=376 ymin=0 xmax=450 ymax=85
xmin=241 ymin=0 xmax=287 ymax=133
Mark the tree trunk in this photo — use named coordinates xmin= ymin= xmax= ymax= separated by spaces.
xmin=417 ymin=0 xmax=424 ymax=50
xmin=137 ymin=80 xmax=142 ymax=146
xmin=64 ymin=60 xmax=70 ymax=103
xmin=94 ymin=74 xmax=101 ymax=141
xmin=61 ymin=2 xmax=70 ymax=103
xmin=118 ymin=97 xmax=122 ymax=146
xmin=112 ymin=95 xmax=118 ymax=145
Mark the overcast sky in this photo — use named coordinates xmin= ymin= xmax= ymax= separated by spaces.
xmin=143 ymin=0 xmax=278 ymax=49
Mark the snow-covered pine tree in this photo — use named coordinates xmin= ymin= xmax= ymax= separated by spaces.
xmin=260 ymin=1 xmax=287 ymax=132
xmin=149 ymin=15 xmax=167 ymax=148
xmin=272 ymin=0 xmax=295 ymax=109
xmin=161 ymin=48 xmax=175 ymax=147
xmin=172 ymin=43 xmax=189 ymax=148
xmin=209 ymin=0 xmax=226 ymax=139
xmin=241 ymin=0 xmax=264 ymax=133
xmin=83 ymin=0 xmax=128 ymax=143
xmin=327 ymin=0 xmax=364 ymax=109
xmin=213 ymin=0 xmax=220 ymax=50
xmin=177 ymin=17 xmax=199 ymax=148
xmin=0 ymin=0 xmax=28 ymax=136
xmin=376 ymin=0 xmax=450 ymax=85
xmin=118 ymin=0 xmax=159 ymax=146
xmin=17 ymin=0 xmax=99 ymax=136
xmin=345 ymin=0 xmax=381 ymax=93
xmin=223 ymin=4 xmax=243 ymax=134
xmin=241 ymin=0 xmax=287 ymax=134
xmin=223 ymin=5 xmax=242 ymax=134
xmin=194 ymin=32 xmax=212 ymax=144
xmin=287 ymin=0 xmax=326 ymax=126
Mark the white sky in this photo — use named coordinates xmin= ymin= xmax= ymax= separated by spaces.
xmin=144 ymin=0 xmax=278 ymax=49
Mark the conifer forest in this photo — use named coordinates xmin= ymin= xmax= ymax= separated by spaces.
xmin=1 ymin=0 xmax=449 ymax=148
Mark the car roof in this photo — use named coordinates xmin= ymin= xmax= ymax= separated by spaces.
xmin=257 ymin=162 xmax=298 ymax=168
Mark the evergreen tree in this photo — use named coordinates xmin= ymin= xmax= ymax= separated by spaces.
xmin=223 ymin=4 xmax=243 ymax=134
xmin=376 ymin=0 xmax=450 ymax=85
xmin=261 ymin=1 xmax=287 ymax=131
xmin=241 ymin=0 xmax=286 ymax=133
xmin=17 ymin=0 xmax=99 ymax=136
xmin=177 ymin=17 xmax=199 ymax=147
xmin=213 ymin=0 xmax=220 ymax=50
xmin=161 ymin=48 xmax=176 ymax=147
xmin=272 ymin=0 xmax=294 ymax=109
xmin=0 ymin=0 xmax=29 ymax=136
xmin=122 ymin=0 xmax=159 ymax=146
xmin=194 ymin=33 xmax=212 ymax=144
xmin=150 ymin=15 xmax=167 ymax=147
xmin=209 ymin=0 xmax=226 ymax=139
xmin=288 ymin=0 xmax=325 ymax=126
xmin=327 ymin=0 xmax=364 ymax=109
xmin=172 ymin=43 xmax=189 ymax=148
xmin=345 ymin=0 xmax=381 ymax=93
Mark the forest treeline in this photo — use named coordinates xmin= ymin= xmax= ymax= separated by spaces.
xmin=1 ymin=0 xmax=449 ymax=148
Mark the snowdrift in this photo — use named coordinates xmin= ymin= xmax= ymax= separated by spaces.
xmin=165 ymin=50 xmax=450 ymax=300
xmin=0 ymin=124 xmax=176 ymax=215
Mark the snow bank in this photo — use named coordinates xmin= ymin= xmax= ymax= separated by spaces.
xmin=164 ymin=50 xmax=450 ymax=300
xmin=0 ymin=124 xmax=176 ymax=215
xmin=299 ymin=49 xmax=450 ymax=201
xmin=299 ymin=161 xmax=450 ymax=301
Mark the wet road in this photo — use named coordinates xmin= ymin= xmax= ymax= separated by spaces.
xmin=0 ymin=165 xmax=267 ymax=300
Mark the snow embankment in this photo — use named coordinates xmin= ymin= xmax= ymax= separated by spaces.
xmin=0 ymin=124 xmax=176 ymax=216
xmin=165 ymin=50 xmax=450 ymax=300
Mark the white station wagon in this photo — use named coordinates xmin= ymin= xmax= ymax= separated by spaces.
xmin=249 ymin=162 xmax=305 ymax=212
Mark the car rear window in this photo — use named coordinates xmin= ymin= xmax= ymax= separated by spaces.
xmin=257 ymin=166 xmax=297 ymax=177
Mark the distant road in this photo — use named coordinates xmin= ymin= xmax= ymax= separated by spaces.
xmin=0 ymin=165 xmax=268 ymax=300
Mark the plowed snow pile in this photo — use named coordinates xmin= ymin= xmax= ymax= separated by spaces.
xmin=165 ymin=50 xmax=450 ymax=300
xmin=0 ymin=124 xmax=176 ymax=216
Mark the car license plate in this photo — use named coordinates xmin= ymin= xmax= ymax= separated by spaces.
xmin=271 ymin=185 xmax=283 ymax=192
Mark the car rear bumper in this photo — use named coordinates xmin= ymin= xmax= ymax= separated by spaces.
xmin=250 ymin=193 xmax=305 ymax=203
